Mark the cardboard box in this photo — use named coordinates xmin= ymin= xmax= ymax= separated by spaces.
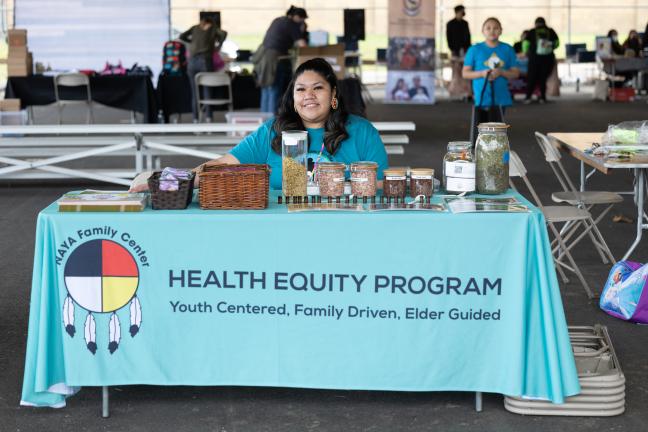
xmin=8 ymin=45 xmax=29 ymax=58
xmin=296 ymin=44 xmax=345 ymax=79
xmin=0 ymin=99 xmax=21 ymax=112
xmin=8 ymin=52 xmax=33 ymax=77
xmin=8 ymin=29 xmax=27 ymax=47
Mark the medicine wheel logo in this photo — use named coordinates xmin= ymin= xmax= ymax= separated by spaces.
xmin=62 ymin=239 xmax=142 ymax=355
xmin=403 ymin=0 xmax=421 ymax=16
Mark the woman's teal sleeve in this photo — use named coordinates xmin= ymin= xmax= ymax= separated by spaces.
xmin=361 ymin=123 xmax=389 ymax=180
xmin=229 ymin=121 xmax=273 ymax=164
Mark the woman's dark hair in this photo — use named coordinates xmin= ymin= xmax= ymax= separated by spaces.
xmin=391 ymin=78 xmax=405 ymax=98
xmin=286 ymin=5 xmax=308 ymax=19
xmin=271 ymin=58 xmax=348 ymax=155
xmin=482 ymin=17 xmax=502 ymax=30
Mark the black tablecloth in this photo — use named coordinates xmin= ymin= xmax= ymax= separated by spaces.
xmin=6 ymin=75 xmax=157 ymax=123
xmin=156 ymin=74 xmax=365 ymax=120
xmin=156 ymin=73 xmax=261 ymax=121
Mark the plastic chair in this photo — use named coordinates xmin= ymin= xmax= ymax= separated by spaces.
xmin=195 ymin=72 xmax=233 ymax=123
xmin=54 ymin=73 xmax=94 ymax=124
xmin=535 ymin=132 xmax=620 ymax=264
xmin=509 ymin=150 xmax=600 ymax=298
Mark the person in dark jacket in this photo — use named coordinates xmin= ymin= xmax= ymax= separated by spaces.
xmin=607 ymin=30 xmax=624 ymax=56
xmin=446 ymin=5 xmax=472 ymax=99
xmin=253 ymin=6 xmax=308 ymax=114
xmin=180 ymin=16 xmax=227 ymax=121
xmin=446 ymin=5 xmax=471 ymax=57
xmin=523 ymin=17 xmax=559 ymax=104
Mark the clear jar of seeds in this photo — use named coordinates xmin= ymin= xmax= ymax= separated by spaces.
xmin=350 ymin=161 xmax=378 ymax=197
xmin=281 ymin=130 xmax=308 ymax=197
xmin=409 ymin=168 xmax=434 ymax=198
xmin=475 ymin=123 xmax=510 ymax=195
xmin=443 ymin=141 xmax=475 ymax=194
xmin=317 ymin=162 xmax=346 ymax=197
xmin=383 ymin=167 xmax=407 ymax=198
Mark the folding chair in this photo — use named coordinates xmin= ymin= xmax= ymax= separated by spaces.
xmin=54 ymin=73 xmax=94 ymax=124
xmin=195 ymin=72 xmax=233 ymax=123
xmin=509 ymin=150 xmax=599 ymax=298
xmin=535 ymin=132 xmax=620 ymax=264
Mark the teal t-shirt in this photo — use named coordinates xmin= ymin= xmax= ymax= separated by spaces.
xmin=229 ymin=114 xmax=389 ymax=190
xmin=464 ymin=41 xmax=517 ymax=107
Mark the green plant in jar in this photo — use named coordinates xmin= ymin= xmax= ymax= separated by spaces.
xmin=475 ymin=123 xmax=510 ymax=195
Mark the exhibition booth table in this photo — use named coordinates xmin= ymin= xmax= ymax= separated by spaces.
xmin=549 ymin=132 xmax=648 ymax=260
xmin=6 ymin=75 xmax=158 ymax=123
xmin=21 ymin=191 xmax=580 ymax=409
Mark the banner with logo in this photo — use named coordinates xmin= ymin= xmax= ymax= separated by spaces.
xmin=21 ymin=195 xmax=579 ymax=408
xmin=386 ymin=0 xmax=436 ymax=104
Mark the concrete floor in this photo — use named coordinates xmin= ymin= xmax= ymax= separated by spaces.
xmin=2 ymin=95 xmax=648 ymax=431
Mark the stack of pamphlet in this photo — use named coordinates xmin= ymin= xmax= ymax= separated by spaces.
xmin=57 ymin=190 xmax=148 ymax=212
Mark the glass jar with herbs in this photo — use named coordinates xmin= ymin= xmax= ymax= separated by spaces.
xmin=383 ymin=167 xmax=408 ymax=198
xmin=475 ymin=123 xmax=510 ymax=195
xmin=281 ymin=130 xmax=308 ymax=197
xmin=443 ymin=141 xmax=475 ymax=194
xmin=317 ymin=162 xmax=346 ymax=197
xmin=350 ymin=161 xmax=378 ymax=197
xmin=409 ymin=168 xmax=434 ymax=198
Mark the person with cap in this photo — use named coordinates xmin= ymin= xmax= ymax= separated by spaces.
xmin=252 ymin=5 xmax=308 ymax=114
xmin=522 ymin=17 xmax=559 ymax=104
xmin=179 ymin=15 xmax=228 ymax=122
xmin=446 ymin=5 xmax=472 ymax=100
xmin=446 ymin=5 xmax=471 ymax=58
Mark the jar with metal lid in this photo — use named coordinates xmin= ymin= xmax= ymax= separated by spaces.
xmin=382 ymin=168 xmax=407 ymax=198
xmin=317 ymin=162 xmax=346 ymax=197
xmin=475 ymin=123 xmax=510 ymax=195
xmin=443 ymin=141 xmax=475 ymax=194
xmin=409 ymin=168 xmax=434 ymax=198
xmin=350 ymin=161 xmax=378 ymax=197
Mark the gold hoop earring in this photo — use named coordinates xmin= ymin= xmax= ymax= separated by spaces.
xmin=331 ymin=97 xmax=338 ymax=110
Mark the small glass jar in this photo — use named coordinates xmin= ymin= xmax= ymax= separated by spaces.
xmin=382 ymin=168 xmax=407 ymax=198
xmin=409 ymin=168 xmax=434 ymax=198
xmin=281 ymin=130 xmax=308 ymax=197
xmin=350 ymin=161 xmax=378 ymax=197
xmin=317 ymin=162 xmax=346 ymax=197
xmin=443 ymin=141 xmax=476 ymax=194
xmin=475 ymin=123 xmax=510 ymax=195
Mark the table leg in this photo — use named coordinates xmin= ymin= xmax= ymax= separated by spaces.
xmin=102 ymin=386 xmax=110 ymax=418
xmin=475 ymin=392 xmax=483 ymax=412
xmin=622 ymin=169 xmax=646 ymax=260
xmin=580 ymin=160 xmax=585 ymax=192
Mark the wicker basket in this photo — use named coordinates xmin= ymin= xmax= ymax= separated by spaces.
xmin=147 ymin=171 xmax=195 ymax=210
xmin=199 ymin=164 xmax=270 ymax=210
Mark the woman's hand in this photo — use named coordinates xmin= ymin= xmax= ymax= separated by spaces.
xmin=488 ymin=68 xmax=502 ymax=80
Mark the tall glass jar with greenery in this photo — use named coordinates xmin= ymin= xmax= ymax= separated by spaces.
xmin=475 ymin=123 xmax=510 ymax=195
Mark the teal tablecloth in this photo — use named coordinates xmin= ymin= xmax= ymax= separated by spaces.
xmin=21 ymin=191 xmax=580 ymax=407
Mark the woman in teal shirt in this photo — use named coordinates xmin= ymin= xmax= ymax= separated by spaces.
xmin=201 ymin=57 xmax=388 ymax=190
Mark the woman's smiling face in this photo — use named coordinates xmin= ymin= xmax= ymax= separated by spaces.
xmin=293 ymin=70 xmax=335 ymax=128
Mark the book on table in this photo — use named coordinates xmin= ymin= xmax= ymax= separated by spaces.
xmin=57 ymin=190 xmax=148 ymax=212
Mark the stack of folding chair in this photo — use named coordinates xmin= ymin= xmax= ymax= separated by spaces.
xmin=505 ymin=325 xmax=625 ymax=416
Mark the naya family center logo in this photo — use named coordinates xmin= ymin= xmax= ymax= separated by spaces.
xmin=403 ymin=0 xmax=422 ymax=16
xmin=61 ymin=237 xmax=143 ymax=355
